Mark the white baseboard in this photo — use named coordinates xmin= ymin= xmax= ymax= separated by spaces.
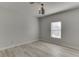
xmin=60 ymin=43 xmax=79 ymax=51
xmin=40 ymin=39 xmax=79 ymax=51
xmin=0 ymin=39 xmax=38 ymax=51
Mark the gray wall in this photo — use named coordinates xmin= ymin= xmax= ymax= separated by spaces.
xmin=39 ymin=7 xmax=79 ymax=50
xmin=0 ymin=3 xmax=39 ymax=50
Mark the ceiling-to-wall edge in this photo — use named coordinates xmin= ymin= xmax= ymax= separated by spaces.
xmin=37 ymin=4 xmax=79 ymax=18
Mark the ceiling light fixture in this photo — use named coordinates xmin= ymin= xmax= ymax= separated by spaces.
xmin=39 ymin=3 xmax=45 ymax=15
xmin=29 ymin=2 xmax=45 ymax=15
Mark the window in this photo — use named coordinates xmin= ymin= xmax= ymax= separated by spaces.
xmin=51 ymin=21 xmax=61 ymax=39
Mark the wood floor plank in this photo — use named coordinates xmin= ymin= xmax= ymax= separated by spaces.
xmin=0 ymin=41 xmax=78 ymax=57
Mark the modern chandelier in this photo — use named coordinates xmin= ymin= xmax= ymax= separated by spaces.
xmin=29 ymin=2 xmax=45 ymax=15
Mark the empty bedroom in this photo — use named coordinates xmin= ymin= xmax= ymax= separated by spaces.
xmin=0 ymin=2 xmax=79 ymax=57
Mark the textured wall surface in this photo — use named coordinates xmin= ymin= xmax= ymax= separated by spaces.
xmin=39 ymin=7 xmax=79 ymax=50
xmin=0 ymin=2 xmax=39 ymax=50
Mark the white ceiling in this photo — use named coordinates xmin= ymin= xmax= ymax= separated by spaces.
xmin=0 ymin=2 xmax=78 ymax=18
xmin=29 ymin=2 xmax=79 ymax=17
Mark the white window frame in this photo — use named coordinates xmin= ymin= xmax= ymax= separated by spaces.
xmin=51 ymin=21 xmax=61 ymax=39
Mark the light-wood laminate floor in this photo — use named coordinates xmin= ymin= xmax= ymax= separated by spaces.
xmin=0 ymin=41 xmax=79 ymax=57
